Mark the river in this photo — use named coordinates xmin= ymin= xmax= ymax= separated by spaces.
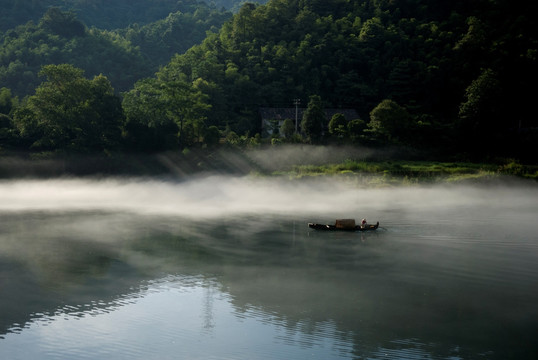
xmin=1 ymin=176 xmax=537 ymax=359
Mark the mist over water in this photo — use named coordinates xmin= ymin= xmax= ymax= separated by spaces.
xmin=1 ymin=175 xmax=391 ymax=217
xmin=2 ymin=175 xmax=536 ymax=219
xmin=1 ymin=174 xmax=538 ymax=359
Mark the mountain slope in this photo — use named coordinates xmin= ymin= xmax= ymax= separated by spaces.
xmin=149 ymin=0 xmax=537 ymax=155
xmin=0 ymin=5 xmax=231 ymax=96
xmin=0 ymin=0 xmax=266 ymax=32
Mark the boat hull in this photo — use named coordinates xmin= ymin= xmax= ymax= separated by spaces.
xmin=308 ymin=222 xmax=379 ymax=231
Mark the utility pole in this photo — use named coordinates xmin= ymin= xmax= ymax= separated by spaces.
xmin=293 ymin=98 xmax=300 ymax=133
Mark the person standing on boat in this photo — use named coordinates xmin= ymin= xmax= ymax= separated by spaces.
xmin=361 ymin=219 xmax=368 ymax=228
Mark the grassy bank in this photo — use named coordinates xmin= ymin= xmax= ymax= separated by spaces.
xmin=2 ymin=147 xmax=537 ymax=185
xmin=272 ymin=160 xmax=538 ymax=185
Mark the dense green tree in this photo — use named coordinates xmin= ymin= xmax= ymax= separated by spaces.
xmin=368 ymin=99 xmax=412 ymax=143
xmin=225 ymin=130 xmax=240 ymax=146
xmin=301 ymin=95 xmax=325 ymax=143
xmin=159 ymin=74 xmax=211 ymax=147
xmin=358 ymin=17 xmax=386 ymax=46
xmin=328 ymin=113 xmax=348 ymax=138
xmin=0 ymin=112 xmax=17 ymax=149
xmin=12 ymin=64 xmax=124 ymax=152
xmin=458 ymin=68 xmax=502 ymax=132
xmin=0 ymin=88 xmax=14 ymax=115
xmin=122 ymin=71 xmax=211 ymax=150
xmin=39 ymin=7 xmax=85 ymax=38
xmin=204 ymin=125 xmax=221 ymax=147
xmin=348 ymin=118 xmax=368 ymax=143
xmin=119 ymin=6 xmax=231 ymax=69
xmin=457 ymin=68 xmax=504 ymax=154
xmin=122 ymin=78 xmax=178 ymax=151
xmin=280 ymin=118 xmax=295 ymax=139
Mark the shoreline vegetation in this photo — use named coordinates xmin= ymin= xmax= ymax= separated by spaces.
xmin=1 ymin=2 xmax=537 ymax=162
xmin=274 ymin=160 xmax=538 ymax=185
xmin=1 ymin=147 xmax=537 ymax=185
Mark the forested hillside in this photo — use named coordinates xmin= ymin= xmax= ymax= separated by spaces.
xmin=161 ymin=0 xmax=538 ymax=156
xmin=0 ymin=0 xmax=264 ymax=31
xmin=0 ymin=8 xmax=148 ymax=96
xmin=117 ymin=8 xmax=231 ymax=70
xmin=140 ymin=0 xmax=536 ymax=157
xmin=0 ymin=5 xmax=231 ymax=97
xmin=1 ymin=0 xmax=537 ymax=161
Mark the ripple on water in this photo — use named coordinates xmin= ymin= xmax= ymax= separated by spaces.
xmin=2 ymin=183 xmax=537 ymax=360
xmin=371 ymin=338 xmax=468 ymax=360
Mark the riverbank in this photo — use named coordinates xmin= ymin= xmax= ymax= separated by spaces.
xmin=1 ymin=147 xmax=537 ymax=185
xmin=271 ymin=159 xmax=538 ymax=185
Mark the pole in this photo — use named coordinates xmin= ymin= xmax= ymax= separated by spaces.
xmin=293 ymin=98 xmax=300 ymax=133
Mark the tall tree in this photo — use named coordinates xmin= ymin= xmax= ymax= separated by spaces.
xmin=158 ymin=74 xmax=211 ymax=147
xmin=458 ymin=68 xmax=502 ymax=132
xmin=280 ymin=118 xmax=295 ymax=139
xmin=122 ymin=72 xmax=211 ymax=150
xmin=328 ymin=113 xmax=348 ymax=138
xmin=0 ymin=87 xmax=17 ymax=148
xmin=301 ymin=95 xmax=325 ymax=143
xmin=13 ymin=64 xmax=124 ymax=152
xmin=122 ymin=78 xmax=178 ymax=151
xmin=457 ymin=68 xmax=503 ymax=153
xmin=368 ymin=99 xmax=412 ymax=143
xmin=0 ymin=88 xmax=14 ymax=115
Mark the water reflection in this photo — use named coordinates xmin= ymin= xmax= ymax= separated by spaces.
xmin=1 ymin=180 xmax=538 ymax=359
xmin=2 ymin=272 xmax=358 ymax=360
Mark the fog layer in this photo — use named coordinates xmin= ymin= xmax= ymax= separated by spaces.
xmin=2 ymin=176 xmax=537 ymax=221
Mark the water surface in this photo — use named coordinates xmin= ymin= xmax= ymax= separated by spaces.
xmin=1 ymin=177 xmax=537 ymax=359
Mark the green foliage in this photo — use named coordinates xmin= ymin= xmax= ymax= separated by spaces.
xmin=0 ymin=0 xmax=537 ymax=159
xmin=457 ymin=68 xmax=505 ymax=154
xmin=0 ymin=10 xmax=151 ymax=97
xmin=216 ymin=0 xmax=268 ymax=12
xmin=285 ymin=160 xmax=519 ymax=184
xmin=358 ymin=17 xmax=386 ymax=46
xmin=368 ymin=99 xmax=412 ymax=143
xmin=280 ymin=118 xmax=295 ymax=139
xmin=459 ymin=68 xmax=502 ymax=131
xmin=0 ymin=113 xmax=17 ymax=149
xmin=122 ymin=70 xmax=211 ymax=151
xmin=40 ymin=7 xmax=85 ymax=38
xmin=328 ymin=113 xmax=348 ymax=138
xmin=0 ymin=0 xmax=251 ymax=31
xmin=301 ymin=95 xmax=325 ymax=143
xmin=158 ymin=0 xmax=537 ymax=158
xmin=499 ymin=160 xmax=538 ymax=179
xmin=118 ymin=6 xmax=231 ymax=69
xmin=204 ymin=126 xmax=221 ymax=147
xmin=122 ymin=78 xmax=178 ymax=151
xmin=12 ymin=64 xmax=124 ymax=152
xmin=0 ymin=6 xmax=231 ymax=98
xmin=348 ymin=119 xmax=367 ymax=143
xmin=225 ymin=131 xmax=240 ymax=146
xmin=0 ymin=0 xmax=51 ymax=32
xmin=0 ymin=88 xmax=14 ymax=115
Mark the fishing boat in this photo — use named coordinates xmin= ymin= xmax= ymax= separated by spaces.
xmin=308 ymin=219 xmax=379 ymax=231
